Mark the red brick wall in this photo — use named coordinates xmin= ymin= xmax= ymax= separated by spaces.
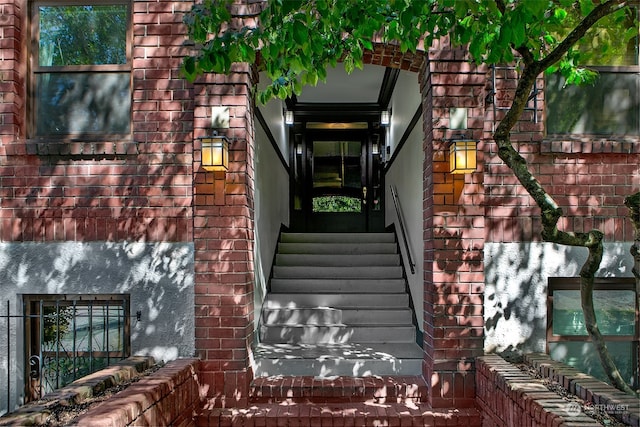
xmin=0 ymin=0 xmax=193 ymax=243
xmin=485 ymin=67 xmax=640 ymax=243
xmin=0 ymin=1 xmax=24 ymax=149
xmin=421 ymin=44 xmax=485 ymax=408
xmin=192 ymin=66 xmax=258 ymax=408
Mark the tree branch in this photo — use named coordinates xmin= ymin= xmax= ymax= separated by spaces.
xmin=492 ymin=1 xmax=638 ymax=396
xmin=539 ymin=0 xmax=628 ymax=71
xmin=625 ymin=192 xmax=640 ymax=281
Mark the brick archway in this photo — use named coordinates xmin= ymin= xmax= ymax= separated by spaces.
xmin=192 ymin=41 xmax=485 ymax=410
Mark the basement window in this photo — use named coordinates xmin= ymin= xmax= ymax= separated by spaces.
xmin=22 ymin=294 xmax=130 ymax=402
xmin=547 ymin=278 xmax=638 ymax=388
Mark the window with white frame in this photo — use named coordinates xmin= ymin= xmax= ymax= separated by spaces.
xmin=31 ymin=1 xmax=131 ymax=139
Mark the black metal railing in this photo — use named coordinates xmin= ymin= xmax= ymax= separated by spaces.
xmin=390 ymin=185 xmax=415 ymax=274
xmin=2 ymin=295 xmax=134 ymax=414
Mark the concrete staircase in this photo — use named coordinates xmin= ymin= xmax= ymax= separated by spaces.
xmin=253 ymin=232 xmax=423 ymax=377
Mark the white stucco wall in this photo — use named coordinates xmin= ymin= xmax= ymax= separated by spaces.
xmin=0 ymin=241 xmax=194 ymax=415
xmin=387 ymin=70 xmax=420 ymax=158
xmin=257 ymin=76 xmax=289 ymax=161
xmin=484 ymin=241 xmax=635 ymax=353
xmin=253 ymin=109 xmax=290 ymax=337
xmin=383 ymin=69 xmax=424 ymax=332
xmin=385 ymin=117 xmax=425 ymax=332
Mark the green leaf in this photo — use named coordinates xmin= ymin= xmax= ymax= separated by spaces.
xmin=307 ymin=71 xmax=318 ymax=86
xmin=344 ymin=55 xmax=354 ymax=74
xmin=554 ymin=8 xmax=568 ymax=22
xmin=317 ymin=66 xmax=327 ymax=82
xmin=277 ymin=85 xmax=288 ymax=99
xmin=183 ymin=56 xmax=196 ymax=76
xmin=522 ymin=0 xmax=550 ymax=18
xmin=511 ymin=13 xmax=526 ymax=47
xmin=579 ymin=0 xmax=595 ymax=16
xmin=293 ymin=20 xmax=307 ymax=45
xmin=544 ymin=64 xmax=559 ymax=74
xmin=293 ymin=78 xmax=303 ymax=96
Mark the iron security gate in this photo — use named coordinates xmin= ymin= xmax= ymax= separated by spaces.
xmin=21 ymin=294 xmax=131 ymax=403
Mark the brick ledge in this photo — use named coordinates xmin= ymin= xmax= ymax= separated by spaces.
xmin=0 ymin=356 xmax=155 ymax=427
xmin=541 ymin=137 xmax=640 ymax=154
xmin=477 ymin=354 xmax=640 ymax=427
xmin=524 ymin=353 xmax=640 ymax=426
xmin=199 ymin=404 xmax=481 ymax=427
xmin=250 ymin=375 xmax=429 ymax=404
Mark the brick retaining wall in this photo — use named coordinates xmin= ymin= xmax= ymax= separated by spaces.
xmin=0 ymin=356 xmax=156 ymax=426
xmin=69 ymin=358 xmax=202 ymax=427
xmin=476 ymin=355 xmax=598 ymax=426
xmin=5 ymin=353 xmax=638 ymax=426
xmin=476 ymin=354 xmax=640 ymax=427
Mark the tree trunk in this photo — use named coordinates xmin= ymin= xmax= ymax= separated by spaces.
xmin=493 ymin=61 xmax=637 ymax=396
xmin=625 ymin=193 xmax=640 ymax=284
xmin=625 ymin=193 xmax=640 ymax=394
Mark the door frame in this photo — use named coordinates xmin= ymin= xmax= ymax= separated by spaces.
xmin=289 ymin=123 xmax=385 ymax=232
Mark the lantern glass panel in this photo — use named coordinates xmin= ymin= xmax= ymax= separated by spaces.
xmin=449 ymin=140 xmax=477 ymax=174
xmin=201 ymin=138 xmax=228 ymax=171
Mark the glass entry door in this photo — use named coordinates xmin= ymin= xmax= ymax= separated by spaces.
xmin=312 ymin=139 xmax=364 ymax=215
xmin=290 ymin=129 xmax=384 ymax=232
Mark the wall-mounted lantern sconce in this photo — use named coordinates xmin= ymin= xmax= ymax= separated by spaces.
xmin=285 ymin=110 xmax=294 ymax=126
xmin=449 ymin=138 xmax=477 ymax=174
xmin=380 ymin=110 xmax=391 ymax=127
xmin=200 ymin=133 xmax=229 ymax=171
xmin=372 ymin=142 xmax=380 ymax=155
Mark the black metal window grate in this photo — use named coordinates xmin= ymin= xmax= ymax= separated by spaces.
xmin=22 ymin=294 xmax=131 ymax=402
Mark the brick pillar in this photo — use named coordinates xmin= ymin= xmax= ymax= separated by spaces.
xmin=193 ymin=65 xmax=256 ymax=408
xmin=0 ymin=0 xmax=25 ymax=148
xmin=421 ymin=53 xmax=485 ymax=409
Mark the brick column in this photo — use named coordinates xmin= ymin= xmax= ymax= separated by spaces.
xmin=0 ymin=0 xmax=25 ymax=149
xmin=193 ymin=65 xmax=257 ymax=408
xmin=421 ymin=52 xmax=485 ymax=409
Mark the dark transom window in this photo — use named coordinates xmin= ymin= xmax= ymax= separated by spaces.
xmin=31 ymin=1 xmax=131 ymax=139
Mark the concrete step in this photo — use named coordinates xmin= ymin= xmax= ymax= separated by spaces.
xmin=342 ymin=308 xmax=413 ymax=325
xmin=252 ymin=343 xmax=424 ymax=377
xmin=261 ymin=307 xmax=342 ymax=325
xmin=263 ymin=293 xmax=409 ymax=309
xmin=275 ymin=253 xmax=400 ymax=266
xmin=270 ymin=278 xmax=406 ymax=293
xmin=281 ymin=232 xmax=396 ymax=243
xmin=261 ymin=308 xmax=413 ymax=326
xmin=273 ymin=265 xmax=403 ymax=279
xmin=271 ymin=278 xmax=406 ymax=294
xmin=277 ymin=242 xmax=399 ymax=254
xmin=255 ymin=231 xmax=421 ymax=379
xmin=259 ymin=324 xmax=416 ymax=344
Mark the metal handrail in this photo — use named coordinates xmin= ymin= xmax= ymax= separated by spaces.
xmin=390 ymin=185 xmax=415 ymax=274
